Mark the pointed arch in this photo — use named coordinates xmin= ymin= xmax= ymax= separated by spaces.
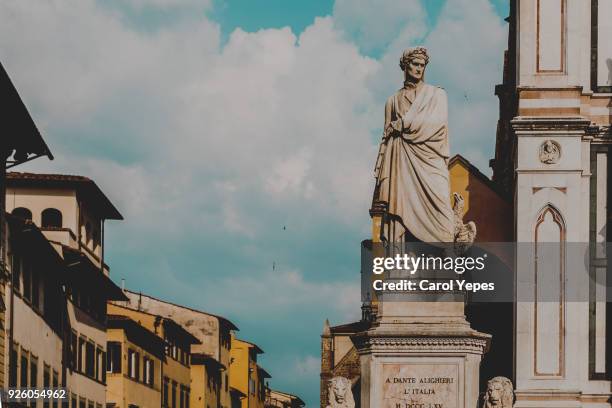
xmin=533 ymin=203 xmax=565 ymax=377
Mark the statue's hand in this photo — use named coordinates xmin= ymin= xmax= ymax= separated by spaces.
xmin=385 ymin=118 xmax=403 ymax=138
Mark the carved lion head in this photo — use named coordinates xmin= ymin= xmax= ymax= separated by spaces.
xmin=483 ymin=376 xmax=514 ymax=408
xmin=327 ymin=376 xmax=354 ymax=408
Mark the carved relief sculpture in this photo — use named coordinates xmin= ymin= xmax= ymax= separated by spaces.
xmin=482 ymin=376 xmax=514 ymax=408
xmin=539 ymin=140 xmax=561 ymax=164
xmin=452 ymin=192 xmax=477 ymax=253
xmin=326 ymin=377 xmax=355 ymax=408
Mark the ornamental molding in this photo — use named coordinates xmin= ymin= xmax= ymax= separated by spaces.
xmin=352 ymin=335 xmax=489 ymax=355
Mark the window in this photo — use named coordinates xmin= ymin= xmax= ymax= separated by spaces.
xmin=9 ymin=343 xmax=18 ymax=387
xmin=78 ymin=337 xmax=85 ymax=373
xmin=144 ymin=357 xmax=154 ymax=387
xmin=41 ymin=208 xmax=62 ymax=228
xmin=78 ymin=397 xmax=85 ymax=408
xmin=85 ymin=222 xmax=92 ymax=247
xmin=101 ymin=350 xmax=106 ymax=383
xmin=12 ymin=207 xmax=32 ymax=220
xmin=52 ymin=370 xmax=59 ymax=408
xmin=70 ymin=332 xmax=77 ymax=371
xmin=185 ymin=388 xmax=190 ymax=408
xmin=127 ymin=349 xmax=139 ymax=380
xmin=87 ymin=401 xmax=93 ymax=408
xmin=180 ymin=385 xmax=184 ymax=408
xmin=70 ymin=394 xmax=77 ymax=408
xmin=30 ymin=356 xmax=38 ymax=408
xmin=85 ymin=342 xmax=95 ymax=378
xmin=20 ymin=349 xmax=28 ymax=387
xmin=171 ymin=381 xmax=177 ymax=408
xmin=95 ymin=347 xmax=103 ymax=381
xmin=107 ymin=342 xmax=121 ymax=373
xmin=43 ymin=364 xmax=50 ymax=408
xmin=163 ymin=377 xmax=169 ymax=407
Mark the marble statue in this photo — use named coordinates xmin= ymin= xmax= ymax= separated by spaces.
xmin=453 ymin=192 xmax=477 ymax=253
xmin=326 ymin=377 xmax=354 ymax=408
xmin=482 ymin=376 xmax=514 ymax=408
xmin=374 ymin=46 xmax=454 ymax=243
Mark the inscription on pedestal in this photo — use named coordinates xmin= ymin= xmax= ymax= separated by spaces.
xmin=381 ymin=363 xmax=459 ymax=408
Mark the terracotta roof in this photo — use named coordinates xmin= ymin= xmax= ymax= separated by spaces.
xmin=6 ymin=172 xmax=123 ymax=220
xmin=2 ymin=61 xmax=53 ymax=167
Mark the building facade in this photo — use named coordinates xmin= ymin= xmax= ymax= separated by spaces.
xmin=106 ymin=314 xmax=165 ymax=408
xmin=5 ymin=172 xmax=127 ymax=407
xmin=229 ymin=336 xmax=268 ymax=408
xmin=492 ymin=1 xmax=612 ymax=407
xmin=114 ymin=289 xmax=238 ymax=408
xmin=107 ymin=303 xmax=199 ymax=408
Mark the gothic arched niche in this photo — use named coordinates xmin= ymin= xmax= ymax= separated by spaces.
xmin=534 ymin=204 xmax=565 ymax=377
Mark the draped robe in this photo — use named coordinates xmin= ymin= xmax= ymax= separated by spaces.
xmin=375 ymin=83 xmax=454 ymax=243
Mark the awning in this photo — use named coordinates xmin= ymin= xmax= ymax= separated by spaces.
xmin=191 ymin=353 xmax=226 ymax=371
xmin=1 ymin=62 xmax=53 ymax=167
xmin=62 ymin=246 xmax=128 ymax=301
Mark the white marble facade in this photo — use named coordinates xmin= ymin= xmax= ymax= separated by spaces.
xmin=512 ymin=0 xmax=611 ymax=407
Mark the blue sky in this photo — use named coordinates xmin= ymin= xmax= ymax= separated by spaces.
xmin=1 ymin=0 xmax=508 ymax=405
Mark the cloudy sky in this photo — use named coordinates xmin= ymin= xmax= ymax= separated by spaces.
xmin=1 ymin=0 xmax=508 ymax=405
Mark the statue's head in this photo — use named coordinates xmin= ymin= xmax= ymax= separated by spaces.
xmin=483 ymin=377 xmax=514 ymax=408
xmin=400 ymin=46 xmax=429 ymax=83
xmin=328 ymin=377 xmax=354 ymax=407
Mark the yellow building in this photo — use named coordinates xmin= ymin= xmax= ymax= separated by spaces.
xmin=107 ymin=303 xmax=200 ymax=408
xmin=448 ymin=154 xmax=512 ymax=242
xmin=106 ymin=314 xmax=165 ymax=408
xmin=229 ymin=336 xmax=269 ymax=408
xmin=114 ymin=289 xmax=238 ymax=408
xmin=190 ymin=354 xmax=224 ymax=408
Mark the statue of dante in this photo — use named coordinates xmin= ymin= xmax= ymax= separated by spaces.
xmin=374 ymin=47 xmax=454 ymax=243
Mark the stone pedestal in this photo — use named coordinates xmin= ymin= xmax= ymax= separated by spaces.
xmin=353 ymin=303 xmax=490 ymax=408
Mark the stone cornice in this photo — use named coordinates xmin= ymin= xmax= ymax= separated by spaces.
xmin=352 ymin=335 xmax=490 ymax=355
xmin=511 ymin=116 xmax=591 ymax=133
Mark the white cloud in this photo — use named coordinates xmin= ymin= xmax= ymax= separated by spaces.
xmin=194 ymin=268 xmax=361 ymax=321
xmin=294 ymin=355 xmax=321 ymax=377
xmin=119 ymin=0 xmax=212 ymax=10
xmin=333 ymin=0 xmax=427 ymax=53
